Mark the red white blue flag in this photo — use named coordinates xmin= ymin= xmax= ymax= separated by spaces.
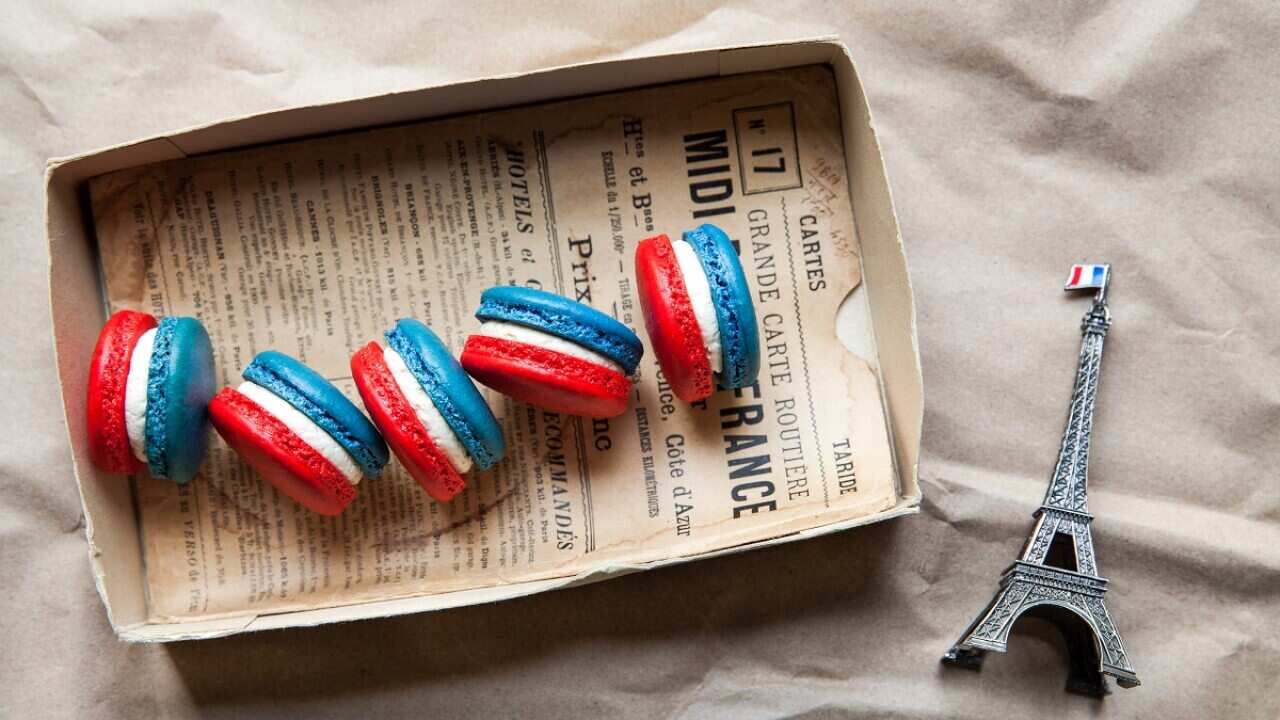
xmin=1065 ymin=264 xmax=1108 ymax=291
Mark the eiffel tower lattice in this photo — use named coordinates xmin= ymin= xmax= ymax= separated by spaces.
xmin=942 ymin=264 xmax=1139 ymax=696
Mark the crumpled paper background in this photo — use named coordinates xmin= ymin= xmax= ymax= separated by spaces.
xmin=2 ymin=2 xmax=1277 ymax=717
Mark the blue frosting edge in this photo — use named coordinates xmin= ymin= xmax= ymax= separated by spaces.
xmin=683 ymin=224 xmax=760 ymax=389
xmin=143 ymin=318 xmax=177 ymax=478
xmin=385 ymin=324 xmax=500 ymax=470
xmin=475 ymin=288 xmax=643 ymax=374
xmin=243 ymin=357 xmax=388 ymax=477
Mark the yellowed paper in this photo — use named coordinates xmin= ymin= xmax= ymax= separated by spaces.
xmin=88 ymin=65 xmax=898 ymax=622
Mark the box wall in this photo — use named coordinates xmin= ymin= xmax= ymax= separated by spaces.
xmin=46 ymin=169 xmax=148 ymax=630
xmin=831 ymin=47 xmax=923 ymax=500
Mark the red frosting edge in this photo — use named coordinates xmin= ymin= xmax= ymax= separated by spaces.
xmin=86 ymin=309 xmax=158 ymax=474
xmin=461 ymin=335 xmax=631 ymax=418
xmin=634 ymin=234 xmax=713 ymax=402
xmin=350 ymin=342 xmax=467 ymax=502
xmin=209 ymin=387 xmax=356 ymax=516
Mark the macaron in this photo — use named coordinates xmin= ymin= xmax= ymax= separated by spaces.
xmin=208 ymin=351 xmax=389 ymax=515
xmin=86 ymin=309 xmax=216 ymax=484
xmin=351 ymin=319 xmax=506 ymax=502
xmin=459 ymin=286 xmax=644 ymax=417
xmin=635 ymin=223 xmax=760 ymax=402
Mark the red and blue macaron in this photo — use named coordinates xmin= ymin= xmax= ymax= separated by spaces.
xmin=460 ymin=286 xmax=644 ymax=418
xmin=635 ymin=223 xmax=760 ymax=402
xmin=208 ymin=351 xmax=389 ymax=515
xmin=86 ymin=309 xmax=216 ymax=484
xmin=351 ymin=319 xmax=505 ymax=502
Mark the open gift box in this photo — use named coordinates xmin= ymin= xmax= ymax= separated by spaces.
xmin=46 ymin=37 xmax=920 ymax=641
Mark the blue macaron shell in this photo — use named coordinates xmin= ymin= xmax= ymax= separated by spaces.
xmin=243 ymin=350 xmax=389 ymax=477
xmin=143 ymin=317 xmax=216 ymax=484
xmin=683 ymin=224 xmax=761 ymax=389
xmin=384 ymin=319 xmax=505 ymax=470
xmin=475 ymin=286 xmax=643 ymax=374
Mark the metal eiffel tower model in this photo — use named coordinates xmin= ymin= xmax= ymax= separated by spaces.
xmin=942 ymin=265 xmax=1139 ymax=696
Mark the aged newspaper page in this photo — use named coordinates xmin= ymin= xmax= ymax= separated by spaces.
xmin=88 ymin=65 xmax=898 ymax=621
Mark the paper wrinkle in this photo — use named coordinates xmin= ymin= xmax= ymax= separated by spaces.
xmin=925 ymin=465 xmax=1280 ymax=584
xmin=1 ymin=64 xmax=60 ymax=130
xmin=1060 ymin=0 xmax=1204 ymax=99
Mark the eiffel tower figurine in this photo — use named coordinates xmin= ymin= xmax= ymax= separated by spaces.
xmin=942 ymin=264 xmax=1139 ymax=696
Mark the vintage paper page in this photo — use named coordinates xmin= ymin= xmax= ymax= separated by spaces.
xmin=88 ymin=65 xmax=898 ymax=621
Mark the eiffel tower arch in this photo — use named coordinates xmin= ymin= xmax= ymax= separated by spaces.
xmin=945 ymin=560 xmax=1136 ymax=695
xmin=942 ymin=265 xmax=1139 ymax=696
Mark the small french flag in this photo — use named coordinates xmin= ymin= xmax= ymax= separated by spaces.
xmin=1065 ymin=263 xmax=1108 ymax=291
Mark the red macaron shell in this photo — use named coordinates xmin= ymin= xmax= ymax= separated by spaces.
xmin=461 ymin=335 xmax=632 ymax=418
xmin=86 ymin=309 xmax=158 ymax=474
xmin=208 ymin=387 xmax=356 ymax=516
xmin=634 ymin=234 xmax=714 ymax=402
xmin=350 ymin=342 xmax=467 ymax=502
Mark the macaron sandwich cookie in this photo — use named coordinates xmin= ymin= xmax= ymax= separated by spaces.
xmin=634 ymin=223 xmax=761 ymax=402
xmin=460 ymin=286 xmax=644 ymax=418
xmin=351 ymin=319 xmax=505 ymax=502
xmin=208 ymin=351 xmax=389 ymax=515
xmin=86 ymin=309 xmax=216 ymax=484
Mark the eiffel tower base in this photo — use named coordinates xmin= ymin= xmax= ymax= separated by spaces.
xmin=941 ymin=563 xmax=1140 ymax=697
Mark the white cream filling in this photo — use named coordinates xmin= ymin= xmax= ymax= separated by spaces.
xmin=382 ymin=347 xmax=473 ymax=474
xmin=123 ymin=328 xmax=157 ymax=463
xmin=672 ymin=239 xmax=723 ymax=373
xmin=237 ymin=381 xmax=362 ymax=486
xmin=476 ymin=320 xmax=625 ymax=375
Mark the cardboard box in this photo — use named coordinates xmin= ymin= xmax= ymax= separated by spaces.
xmin=47 ymin=37 xmax=921 ymax=641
